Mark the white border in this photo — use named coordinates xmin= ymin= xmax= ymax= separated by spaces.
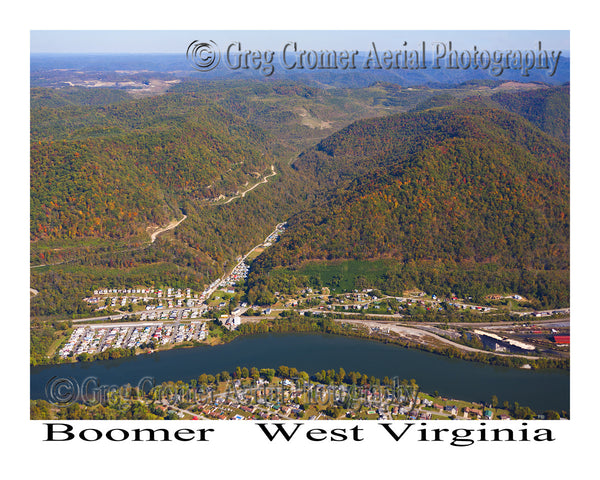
xmin=5 ymin=1 xmax=597 ymax=478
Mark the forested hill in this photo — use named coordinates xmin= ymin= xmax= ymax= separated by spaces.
xmin=30 ymin=86 xmax=132 ymax=108
xmin=410 ymin=84 xmax=570 ymax=145
xmin=31 ymin=91 xmax=274 ymax=241
xmin=490 ymin=84 xmax=569 ymax=144
xmin=251 ymin=106 xmax=569 ymax=307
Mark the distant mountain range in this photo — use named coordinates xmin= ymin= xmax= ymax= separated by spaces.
xmin=30 ymin=53 xmax=571 ymax=88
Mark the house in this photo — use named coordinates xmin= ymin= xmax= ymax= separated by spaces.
xmin=221 ymin=315 xmax=241 ymax=331
xmin=487 ymin=294 xmax=503 ymax=300
xmin=464 ymin=407 xmax=483 ymax=418
xmin=484 ymin=409 xmax=493 ymax=419
xmin=444 ymin=405 xmax=458 ymax=415
xmin=281 ymin=406 xmax=292 ymax=416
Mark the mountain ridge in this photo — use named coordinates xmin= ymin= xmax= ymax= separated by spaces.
xmin=248 ymin=105 xmax=569 ymax=307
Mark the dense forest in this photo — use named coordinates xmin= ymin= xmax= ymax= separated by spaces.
xmin=248 ymin=105 xmax=569 ymax=308
xmin=491 ymin=84 xmax=570 ymax=143
xmin=31 ymin=92 xmax=276 ymax=242
xmin=31 ymin=80 xmax=570 ymax=330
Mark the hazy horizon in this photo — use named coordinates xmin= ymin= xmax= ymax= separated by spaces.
xmin=30 ymin=30 xmax=569 ymax=55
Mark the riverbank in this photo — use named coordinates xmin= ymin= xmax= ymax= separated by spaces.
xmin=39 ymin=315 xmax=569 ymax=371
xmin=30 ymin=333 xmax=570 ymax=414
xmin=236 ymin=316 xmax=569 ymax=370
xmin=31 ymin=366 xmax=565 ymax=421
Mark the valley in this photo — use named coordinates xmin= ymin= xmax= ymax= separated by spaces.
xmin=29 ymin=62 xmax=570 ymax=420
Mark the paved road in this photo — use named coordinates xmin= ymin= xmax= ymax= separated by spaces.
xmin=55 ymin=221 xmax=286 ymax=326
xmin=168 ymin=405 xmax=209 ymax=420
xmin=202 ymin=220 xmax=285 ymax=301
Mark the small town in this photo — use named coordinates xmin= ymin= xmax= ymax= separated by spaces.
xmin=68 ymin=281 xmax=571 ymax=360
xmin=68 ymin=277 xmax=570 ymax=357
xmin=155 ymin=382 xmax=508 ymax=421
xmin=36 ymin=369 xmax=563 ymax=421
xmin=64 ymin=287 xmax=570 ymax=362
xmin=45 ymin=218 xmax=569 ymax=367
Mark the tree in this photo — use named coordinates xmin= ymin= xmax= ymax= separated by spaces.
xmin=260 ymin=368 xmax=275 ymax=382
xmin=544 ymin=410 xmax=560 ymax=420
xmin=77 ymin=352 xmax=91 ymax=362
xmin=337 ymin=368 xmax=346 ymax=385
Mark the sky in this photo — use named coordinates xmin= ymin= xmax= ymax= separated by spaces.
xmin=30 ymin=30 xmax=569 ymax=54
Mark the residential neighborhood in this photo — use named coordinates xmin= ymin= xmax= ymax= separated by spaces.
xmin=116 ymin=374 xmax=551 ymax=422
xmin=58 ymin=322 xmax=208 ymax=359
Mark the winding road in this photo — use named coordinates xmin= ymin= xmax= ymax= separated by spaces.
xmin=30 ymin=164 xmax=275 ymax=274
xmin=219 ymin=165 xmax=277 ymax=205
xmin=148 ymin=214 xmax=187 ymax=243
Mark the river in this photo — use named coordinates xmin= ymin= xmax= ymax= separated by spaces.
xmin=30 ymin=332 xmax=569 ymax=412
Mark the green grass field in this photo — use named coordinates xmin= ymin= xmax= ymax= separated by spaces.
xmin=273 ymin=258 xmax=400 ymax=292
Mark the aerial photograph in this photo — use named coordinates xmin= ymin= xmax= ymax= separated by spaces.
xmin=29 ymin=30 xmax=570 ymax=425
